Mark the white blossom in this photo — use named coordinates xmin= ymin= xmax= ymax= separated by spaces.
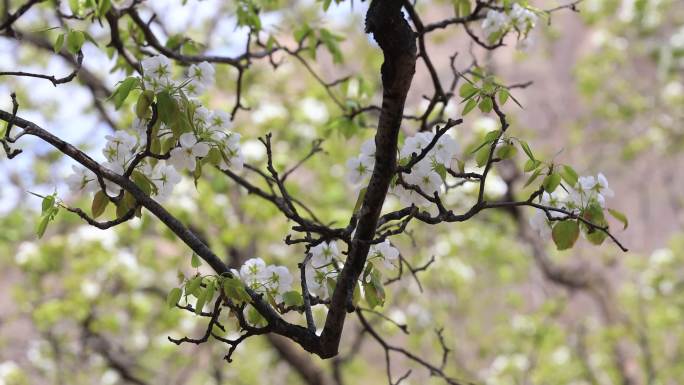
xmin=482 ymin=10 xmax=510 ymax=40
xmin=65 ymin=165 xmax=97 ymax=193
xmin=141 ymin=55 xmax=174 ymax=91
xmin=309 ymin=241 xmax=339 ymax=268
xmin=150 ymin=164 xmax=181 ymax=200
xmin=239 ymin=258 xmax=268 ymax=289
xmin=369 ymin=239 xmax=399 ymax=270
xmin=346 ymin=155 xmax=374 ymax=184
xmin=168 ymin=133 xmax=210 ymax=171
xmin=216 ymin=132 xmax=244 ymax=172
xmin=510 ymin=3 xmax=537 ymax=32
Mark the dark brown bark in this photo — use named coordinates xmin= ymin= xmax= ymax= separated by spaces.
xmin=320 ymin=0 xmax=417 ymax=357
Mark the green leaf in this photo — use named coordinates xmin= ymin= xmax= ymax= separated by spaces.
xmin=523 ymin=168 xmax=542 ymax=188
xmin=459 ymin=82 xmax=477 ymax=98
xmin=498 ymin=88 xmax=509 ymax=105
xmin=53 ymin=33 xmax=65 ymax=53
xmin=475 ymin=147 xmax=491 ymax=167
xmin=519 ymin=140 xmax=534 ymax=161
xmin=543 ymin=173 xmax=561 ymax=193
xmin=582 ymin=203 xmax=609 ymax=245
xmin=282 ymin=291 xmax=303 ymax=307
xmin=66 ymin=30 xmax=85 ymax=55
xmin=524 ymin=159 xmax=541 ymax=172
xmin=456 ymin=0 xmax=471 ymax=16
xmin=132 ymin=171 xmax=153 ymax=196
xmin=135 ymin=90 xmax=155 ymax=119
xmin=97 ymin=0 xmax=111 ymax=17
xmin=91 ymin=191 xmax=108 ymax=218
xmin=156 ymin=91 xmax=175 ymax=122
xmin=353 ymin=187 xmax=367 ymax=214
xmin=607 ymin=208 xmax=628 ymax=230
xmin=470 ymin=130 xmax=500 ymax=154
xmin=69 ymin=0 xmax=81 ymax=15
xmin=166 ymin=287 xmax=182 ymax=308
xmin=462 ymin=98 xmax=478 ymax=115
xmin=115 ymin=191 xmax=135 ymax=218
xmin=560 ymin=165 xmax=579 ymax=188
xmin=195 ymin=288 xmax=207 ymax=315
xmin=496 ymin=144 xmax=516 ymax=159
xmin=478 ymin=96 xmax=493 ymax=113
xmin=222 ymin=277 xmax=251 ymax=303
xmin=36 ymin=215 xmax=50 ymax=239
xmin=191 ymin=253 xmax=202 ymax=268
xmin=186 ymin=276 xmax=202 ymax=297
xmin=41 ymin=195 xmax=55 ymax=214
xmin=552 ymin=220 xmax=580 ymax=250
xmin=109 ymin=77 xmax=139 ymax=110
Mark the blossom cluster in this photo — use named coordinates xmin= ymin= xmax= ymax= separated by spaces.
xmin=232 ymin=238 xmax=400 ymax=305
xmin=482 ymin=3 xmax=538 ymax=46
xmin=529 ymin=173 xmax=615 ymax=240
xmin=232 ymin=258 xmax=293 ymax=302
xmin=346 ymin=132 xmax=458 ymax=208
xmin=66 ymin=55 xmax=244 ymax=204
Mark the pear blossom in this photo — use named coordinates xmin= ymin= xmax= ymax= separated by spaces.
xmin=482 ymin=10 xmax=510 ymax=40
xmin=346 ymin=155 xmax=374 ymax=184
xmin=263 ymin=265 xmax=293 ymax=301
xmin=103 ymin=131 xmax=137 ymax=166
xmin=403 ymin=161 xmax=442 ymax=196
xmin=65 ymin=165 xmax=97 ymax=193
xmin=309 ymin=241 xmax=339 ymax=268
xmin=360 ymin=138 xmax=376 ymax=157
xmin=209 ymin=110 xmax=231 ymax=132
xmin=510 ymin=3 xmax=537 ymax=32
xmin=529 ymin=210 xmax=551 ymax=241
xmin=216 ymin=132 xmax=244 ymax=172
xmin=168 ymin=133 xmax=210 ymax=171
xmin=305 ymin=263 xmax=337 ymax=299
xmin=186 ymin=61 xmax=215 ymax=95
xmin=369 ymin=239 xmax=399 ymax=270
xmin=141 ymin=55 xmax=174 ymax=91
xmin=432 ymin=134 xmax=458 ymax=165
xmin=150 ymin=164 xmax=181 ymax=200
xmin=239 ymin=258 xmax=268 ymax=289
xmin=399 ymin=132 xmax=432 ymax=160
xmin=101 ymin=161 xmax=125 ymax=196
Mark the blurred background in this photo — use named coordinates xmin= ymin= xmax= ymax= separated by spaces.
xmin=0 ymin=0 xmax=683 ymax=384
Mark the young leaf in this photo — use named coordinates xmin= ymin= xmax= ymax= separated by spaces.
xmin=560 ymin=165 xmax=579 ymax=187
xmin=110 ymin=77 xmax=139 ymax=110
xmin=519 ymin=140 xmax=535 ymax=161
xmin=478 ymin=96 xmax=493 ymax=113
xmin=91 ymin=191 xmax=108 ymax=218
xmin=475 ymin=147 xmax=491 ymax=167
xmin=462 ymin=98 xmax=478 ymax=115
xmin=282 ymin=291 xmax=303 ymax=307
xmin=191 ymin=253 xmax=202 ymax=268
xmin=523 ymin=168 xmax=542 ymax=188
xmin=524 ymin=159 xmax=541 ymax=172
xmin=498 ymin=88 xmax=509 ymax=105
xmin=166 ymin=287 xmax=182 ymax=308
xmin=496 ymin=144 xmax=516 ymax=159
xmin=607 ymin=208 xmax=628 ymax=230
xmin=42 ymin=195 xmax=55 ymax=214
xmin=543 ymin=173 xmax=561 ymax=193
xmin=53 ymin=33 xmax=65 ymax=53
xmin=66 ymin=30 xmax=85 ymax=54
xmin=552 ymin=220 xmax=580 ymax=250
xmin=459 ymin=82 xmax=477 ymax=99
xmin=36 ymin=215 xmax=51 ymax=238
